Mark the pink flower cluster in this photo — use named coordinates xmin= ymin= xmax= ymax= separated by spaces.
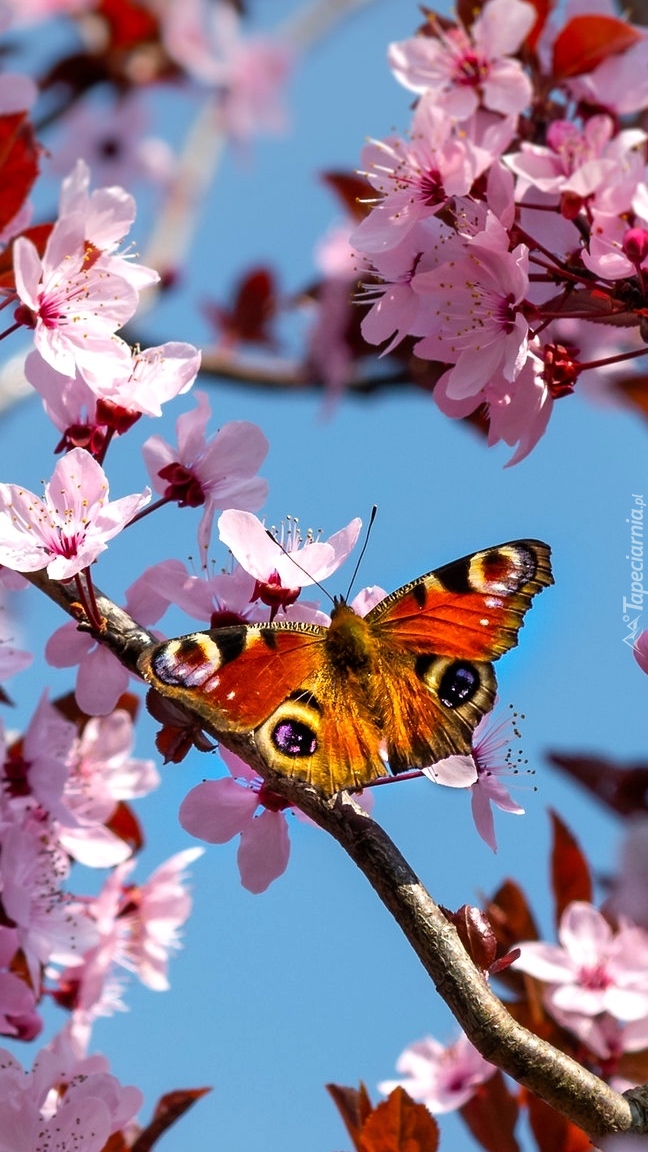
xmin=514 ymin=901 xmax=648 ymax=1076
xmin=351 ymin=0 xmax=648 ymax=463
xmin=0 ymin=693 xmax=201 ymax=1047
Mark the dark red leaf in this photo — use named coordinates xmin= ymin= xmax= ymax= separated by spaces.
xmin=552 ymin=15 xmax=642 ymax=79
xmin=613 ymin=372 xmax=648 ymax=420
xmin=327 ymin=1083 xmax=374 ymax=1152
xmin=460 ymin=1071 xmax=520 ymax=1152
xmin=321 ymin=171 xmax=373 ymax=223
xmin=359 ymin=1087 xmax=439 ymax=1152
xmin=525 ymin=1091 xmax=591 ymax=1152
xmin=547 ymin=750 xmax=648 ymax=816
xmin=95 ymin=0 xmax=161 ymax=50
xmin=0 ymin=222 xmax=54 ymax=290
xmin=105 ymin=802 xmax=144 ymax=854
xmin=0 ymin=112 xmax=40 ymax=236
xmin=445 ymin=904 xmax=497 ymax=972
xmin=204 ymin=266 xmax=277 ymax=347
xmin=549 ymin=810 xmax=592 ymax=926
xmin=130 ymin=1088 xmax=211 ymax=1152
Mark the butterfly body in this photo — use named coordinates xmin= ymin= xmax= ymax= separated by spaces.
xmin=139 ymin=540 xmax=553 ymax=796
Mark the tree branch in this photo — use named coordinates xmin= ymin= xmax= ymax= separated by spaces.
xmin=25 ymin=567 xmax=642 ymax=1140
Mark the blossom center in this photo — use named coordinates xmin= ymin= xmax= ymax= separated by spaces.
xmin=579 ymin=962 xmax=611 ymax=991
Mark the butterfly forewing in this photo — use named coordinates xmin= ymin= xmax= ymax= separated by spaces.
xmin=367 ymin=540 xmax=553 ymax=660
xmin=139 ymin=621 xmax=326 ymax=732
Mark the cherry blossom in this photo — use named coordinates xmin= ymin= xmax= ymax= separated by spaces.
xmin=45 ymin=623 xmax=132 ymax=716
xmin=0 ymin=1045 xmax=142 ymax=1152
xmin=49 ymin=93 xmax=174 ymax=189
xmin=161 ymin=0 xmax=292 ymax=140
xmin=0 ymin=809 xmax=98 ymax=987
xmin=218 ymin=508 xmax=361 ymax=617
xmin=0 ymin=633 xmax=32 ymax=686
xmin=56 ymin=709 xmax=159 ymax=866
xmin=413 ymin=214 xmax=530 ymax=400
xmin=180 ymin=748 xmax=293 ymax=894
xmin=424 ymin=709 xmax=524 ymax=848
xmin=379 ymin=1031 xmax=496 ymax=1113
xmin=25 ymin=341 xmax=200 ymax=431
xmin=113 ymin=848 xmax=203 ymax=990
xmin=13 ymin=161 xmax=159 ymax=388
xmin=514 ymin=902 xmax=648 ymax=1025
xmin=388 ymin=0 xmax=535 ymax=121
xmin=142 ymin=391 xmax=268 ymax=566
xmin=0 ymin=447 xmax=151 ymax=580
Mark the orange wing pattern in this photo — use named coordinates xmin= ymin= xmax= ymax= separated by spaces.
xmin=139 ymin=540 xmax=553 ymax=795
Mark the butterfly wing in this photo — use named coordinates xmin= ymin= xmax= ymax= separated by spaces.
xmin=365 ymin=540 xmax=553 ymax=771
xmin=139 ymin=540 xmax=552 ymax=795
xmin=138 ymin=620 xmax=388 ymax=793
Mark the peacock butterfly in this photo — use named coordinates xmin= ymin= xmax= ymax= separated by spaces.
xmin=138 ymin=540 xmax=552 ymax=796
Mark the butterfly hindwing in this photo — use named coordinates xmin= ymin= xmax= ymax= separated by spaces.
xmin=138 ymin=539 xmax=552 ymax=795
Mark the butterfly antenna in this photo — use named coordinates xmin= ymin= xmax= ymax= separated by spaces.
xmin=265 ymin=528 xmax=335 ymax=606
xmin=345 ymin=505 xmax=378 ymax=601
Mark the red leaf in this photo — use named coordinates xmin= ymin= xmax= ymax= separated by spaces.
xmin=552 ymin=15 xmax=642 ymax=80
xmin=445 ymin=904 xmax=497 ymax=973
xmin=204 ymin=266 xmax=277 ymax=347
xmin=613 ymin=373 xmax=648 ymax=420
xmin=548 ymin=750 xmax=648 ymax=816
xmin=321 ymin=171 xmax=373 ymax=223
xmin=95 ymin=0 xmax=161 ymax=50
xmin=131 ymin=1088 xmax=211 ymax=1152
xmin=359 ymin=1087 xmax=439 ymax=1152
xmin=327 ymin=1083 xmax=374 ymax=1151
xmin=0 ymin=112 xmax=40 ymax=236
xmin=485 ymin=880 xmax=539 ymax=949
xmin=105 ymin=801 xmax=144 ymax=854
xmin=549 ymin=810 xmax=592 ymax=926
xmin=460 ymin=1071 xmax=520 ymax=1152
xmin=0 ymin=221 xmax=54 ymax=290
xmin=525 ymin=1091 xmax=591 ymax=1152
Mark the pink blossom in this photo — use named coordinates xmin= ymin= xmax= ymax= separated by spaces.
xmin=142 ymin=391 xmax=268 ymax=566
xmin=114 ymin=848 xmax=203 ymax=991
xmin=0 ymin=928 xmax=40 ymax=1038
xmin=26 ymin=341 xmax=201 ymax=423
xmin=507 ymin=117 xmax=646 ymax=210
xmin=514 ymin=902 xmax=648 ymax=1024
xmin=56 ymin=709 xmax=159 ymax=866
xmin=49 ymin=92 xmax=174 ymax=188
xmin=413 ymin=214 xmax=530 ymax=400
xmin=161 ymin=0 xmax=292 ymax=140
xmin=566 ymin=32 xmax=648 ymax=116
xmin=0 ymin=1045 xmax=142 ymax=1152
xmin=179 ymin=747 xmax=293 ymax=893
xmin=218 ymin=508 xmax=361 ymax=617
xmin=0 ymin=447 xmax=150 ymax=579
xmin=13 ymin=161 xmax=158 ymax=388
xmin=379 ymin=1031 xmax=496 ymax=1113
xmin=0 ymin=72 xmax=37 ymax=113
xmin=0 ymin=810 xmax=98 ymax=987
xmin=129 ymin=558 xmax=266 ymax=626
xmin=358 ymin=218 xmax=457 ymax=354
xmin=0 ymin=634 xmax=32 ymax=684
xmin=45 ymin=623 xmax=131 ymax=716
xmin=424 ymin=709 xmax=524 ymax=848
xmin=484 ymin=350 xmax=554 ymax=466
xmin=352 ymin=101 xmax=481 ymax=255
xmin=583 ymin=209 xmax=648 ymax=282
xmin=388 ymin=0 xmax=535 ymax=121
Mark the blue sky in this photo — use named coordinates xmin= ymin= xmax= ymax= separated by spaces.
xmin=2 ymin=1 xmax=647 ymax=1149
